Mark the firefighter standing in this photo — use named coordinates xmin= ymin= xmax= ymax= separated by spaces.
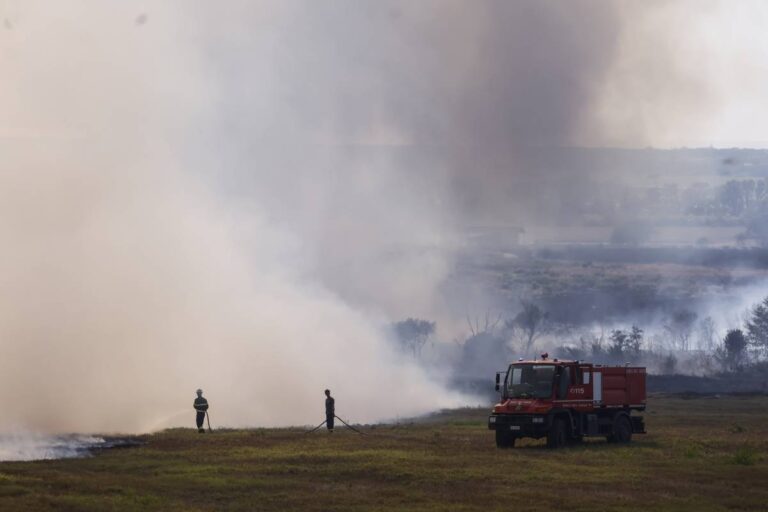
xmin=325 ymin=389 xmax=335 ymax=432
xmin=194 ymin=389 xmax=209 ymax=433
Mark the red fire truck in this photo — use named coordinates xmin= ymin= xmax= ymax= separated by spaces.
xmin=488 ymin=354 xmax=646 ymax=448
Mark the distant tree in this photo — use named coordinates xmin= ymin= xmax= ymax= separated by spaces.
xmin=664 ymin=309 xmax=698 ymax=351
xmin=455 ymin=312 xmax=506 ymax=379
xmin=696 ymin=316 xmax=717 ymax=352
xmin=661 ymin=354 xmax=677 ymax=375
xmin=591 ymin=324 xmax=608 ymax=357
xmin=608 ymin=325 xmax=643 ymax=360
xmin=564 ymin=331 xmax=597 ymax=361
xmin=465 ymin=312 xmax=502 ymax=340
xmin=744 ymin=296 xmax=768 ymax=357
xmin=507 ymin=301 xmax=548 ymax=356
xmin=714 ymin=329 xmax=748 ymax=371
xmin=557 ymin=344 xmax=587 ymax=361
xmin=756 ymin=178 xmax=768 ymax=204
xmin=393 ymin=318 xmax=435 ymax=358
xmin=719 ymin=179 xmax=767 ymax=218
xmin=627 ymin=325 xmax=644 ymax=357
xmin=720 ymin=180 xmax=748 ymax=216
xmin=608 ymin=329 xmax=628 ymax=358
xmin=744 ymin=179 xmax=757 ymax=210
xmin=744 ymin=213 xmax=768 ymax=247
xmin=757 ymin=179 xmax=767 ymax=202
xmin=590 ymin=340 xmax=605 ymax=358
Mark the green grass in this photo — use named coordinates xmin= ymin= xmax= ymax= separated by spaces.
xmin=1 ymin=395 xmax=767 ymax=511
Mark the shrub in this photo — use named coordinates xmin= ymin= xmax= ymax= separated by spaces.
xmin=732 ymin=447 xmax=757 ymax=466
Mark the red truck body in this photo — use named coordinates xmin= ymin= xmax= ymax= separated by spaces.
xmin=488 ymin=355 xmax=646 ymax=448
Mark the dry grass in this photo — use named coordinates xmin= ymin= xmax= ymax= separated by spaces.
xmin=1 ymin=395 xmax=767 ymax=511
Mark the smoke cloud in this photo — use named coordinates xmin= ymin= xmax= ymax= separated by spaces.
xmin=1 ymin=1 xmax=765 ymax=434
xmin=0 ymin=1 xmax=468 ymax=434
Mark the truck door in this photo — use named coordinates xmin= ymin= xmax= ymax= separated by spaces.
xmin=574 ymin=365 xmax=593 ymax=400
xmin=561 ymin=364 xmax=589 ymax=400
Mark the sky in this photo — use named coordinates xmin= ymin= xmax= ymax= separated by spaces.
xmin=590 ymin=0 xmax=768 ymax=148
xmin=2 ymin=1 xmax=768 ymax=148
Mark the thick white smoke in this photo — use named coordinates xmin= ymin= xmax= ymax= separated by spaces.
xmin=0 ymin=432 xmax=106 ymax=461
xmin=0 ymin=1 xmax=469 ymax=434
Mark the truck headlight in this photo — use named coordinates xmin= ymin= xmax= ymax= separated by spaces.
xmin=532 ymin=417 xmax=544 ymax=424
xmin=489 ymin=416 xmax=497 ymax=423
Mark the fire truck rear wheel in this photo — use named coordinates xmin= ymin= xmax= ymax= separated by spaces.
xmin=495 ymin=429 xmax=515 ymax=448
xmin=608 ymin=414 xmax=633 ymax=443
xmin=614 ymin=415 xmax=632 ymax=443
xmin=547 ymin=418 xmax=567 ymax=449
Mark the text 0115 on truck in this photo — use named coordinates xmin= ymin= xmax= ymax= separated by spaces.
xmin=488 ymin=353 xmax=646 ymax=448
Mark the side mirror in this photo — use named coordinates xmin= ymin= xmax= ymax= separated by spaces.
xmin=495 ymin=372 xmax=501 ymax=391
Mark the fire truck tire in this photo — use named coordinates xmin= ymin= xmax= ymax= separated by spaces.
xmin=615 ymin=415 xmax=633 ymax=443
xmin=495 ymin=429 xmax=515 ymax=448
xmin=547 ymin=417 xmax=567 ymax=449
xmin=608 ymin=414 xmax=633 ymax=443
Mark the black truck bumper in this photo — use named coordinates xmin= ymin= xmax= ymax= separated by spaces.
xmin=488 ymin=414 xmax=549 ymax=438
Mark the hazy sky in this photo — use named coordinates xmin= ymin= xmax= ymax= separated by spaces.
xmin=2 ymin=0 xmax=768 ymax=148
xmin=591 ymin=0 xmax=768 ymax=148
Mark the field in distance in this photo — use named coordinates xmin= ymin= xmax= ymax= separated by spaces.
xmin=1 ymin=395 xmax=766 ymax=511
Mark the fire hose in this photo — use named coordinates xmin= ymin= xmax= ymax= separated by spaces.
xmin=304 ymin=420 xmax=327 ymax=434
xmin=333 ymin=415 xmax=366 ymax=435
xmin=303 ymin=415 xmax=366 ymax=435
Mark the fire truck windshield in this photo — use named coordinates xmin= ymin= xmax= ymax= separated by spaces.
xmin=506 ymin=364 xmax=555 ymax=399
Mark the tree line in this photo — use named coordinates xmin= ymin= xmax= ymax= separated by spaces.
xmin=390 ymin=295 xmax=768 ymax=376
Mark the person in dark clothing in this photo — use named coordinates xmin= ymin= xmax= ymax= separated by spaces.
xmin=194 ymin=389 xmax=209 ymax=433
xmin=324 ymin=389 xmax=335 ymax=432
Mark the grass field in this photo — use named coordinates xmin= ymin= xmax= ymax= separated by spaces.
xmin=1 ymin=395 xmax=766 ymax=511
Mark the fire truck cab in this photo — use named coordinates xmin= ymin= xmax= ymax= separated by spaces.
xmin=488 ymin=354 xmax=646 ymax=448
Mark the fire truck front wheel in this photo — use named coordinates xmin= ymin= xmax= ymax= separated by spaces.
xmin=546 ymin=417 xmax=568 ymax=449
xmin=495 ymin=429 xmax=516 ymax=448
